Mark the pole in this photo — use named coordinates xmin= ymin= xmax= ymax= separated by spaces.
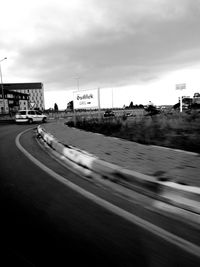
xmin=176 ymin=83 xmax=186 ymax=113
xmin=0 ymin=61 xmax=6 ymax=114
xmin=73 ymin=108 xmax=76 ymax=126
xmin=75 ymin=76 xmax=80 ymax=91
xmin=112 ymin=88 xmax=113 ymax=109
xmin=77 ymin=78 xmax=79 ymax=91
xmin=180 ymin=96 xmax=183 ymax=113
xmin=72 ymin=90 xmax=76 ymax=126
xmin=98 ymin=88 xmax=101 ymax=120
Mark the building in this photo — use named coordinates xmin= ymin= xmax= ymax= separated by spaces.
xmin=0 ymin=88 xmax=29 ymax=114
xmin=193 ymin=92 xmax=200 ymax=104
xmin=3 ymin=82 xmax=45 ymax=110
xmin=182 ymin=96 xmax=193 ymax=105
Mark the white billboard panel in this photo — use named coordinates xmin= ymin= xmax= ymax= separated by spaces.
xmin=73 ymin=89 xmax=99 ymax=109
xmin=176 ymin=83 xmax=186 ymax=90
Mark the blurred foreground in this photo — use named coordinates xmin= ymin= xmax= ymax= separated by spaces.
xmin=44 ymin=119 xmax=200 ymax=187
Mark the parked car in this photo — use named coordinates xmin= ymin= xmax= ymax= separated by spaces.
xmin=15 ymin=110 xmax=47 ymax=124
xmin=103 ymin=110 xmax=115 ymax=117
xmin=125 ymin=112 xmax=133 ymax=117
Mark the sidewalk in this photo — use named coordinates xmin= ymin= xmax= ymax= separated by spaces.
xmin=43 ymin=120 xmax=200 ymax=187
xmin=0 ymin=115 xmax=14 ymax=123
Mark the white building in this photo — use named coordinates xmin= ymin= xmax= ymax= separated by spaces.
xmin=19 ymin=99 xmax=29 ymax=110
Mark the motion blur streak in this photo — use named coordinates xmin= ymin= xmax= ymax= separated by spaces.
xmin=16 ymin=128 xmax=200 ymax=258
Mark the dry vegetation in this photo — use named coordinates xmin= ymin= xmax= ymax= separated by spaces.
xmin=66 ymin=110 xmax=200 ymax=153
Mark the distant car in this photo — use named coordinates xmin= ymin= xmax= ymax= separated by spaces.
xmin=103 ymin=110 xmax=115 ymax=117
xmin=15 ymin=110 xmax=47 ymax=124
xmin=126 ymin=112 xmax=133 ymax=117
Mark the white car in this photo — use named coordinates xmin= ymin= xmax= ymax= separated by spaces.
xmin=15 ymin=110 xmax=47 ymax=124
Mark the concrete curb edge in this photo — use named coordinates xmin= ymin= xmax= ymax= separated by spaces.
xmin=37 ymin=125 xmax=200 ymax=214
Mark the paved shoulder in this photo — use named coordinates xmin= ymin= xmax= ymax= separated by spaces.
xmin=43 ymin=121 xmax=200 ymax=187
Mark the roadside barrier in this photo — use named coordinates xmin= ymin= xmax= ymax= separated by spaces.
xmin=37 ymin=125 xmax=200 ymax=214
xmin=159 ymin=182 xmax=200 ymax=213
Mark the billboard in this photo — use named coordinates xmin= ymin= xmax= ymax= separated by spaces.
xmin=176 ymin=83 xmax=186 ymax=90
xmin=73 ymin=89 xmax=99 ymax=109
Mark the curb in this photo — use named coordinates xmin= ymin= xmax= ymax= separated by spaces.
xmin=0 ymin=119 xmax=15 ymax=124
xmin=37 ymin=125 xmax=200 ymax=215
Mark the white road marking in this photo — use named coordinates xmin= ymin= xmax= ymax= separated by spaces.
xmin=150 ymin=145 xmax=199 ymax=156
xmin=15 ymin=128 xmax=200 ymax=258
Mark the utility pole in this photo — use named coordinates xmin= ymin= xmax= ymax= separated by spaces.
xmin=0 ymin=57 xmax=7 ymax=114
xmin=112 ymin=88 xmax=113 ymax=109
xmin=75 ymin=75 xmax=80 ymax=91
xmin=98 ymin=88 xmax=101 ymax=120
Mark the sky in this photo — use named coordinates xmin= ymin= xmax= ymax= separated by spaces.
xmin=1 ymin=0 xmax=200 ymax=109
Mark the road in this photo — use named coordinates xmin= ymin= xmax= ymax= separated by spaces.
xmin=0 ymin=123 xmax=199 ymax=266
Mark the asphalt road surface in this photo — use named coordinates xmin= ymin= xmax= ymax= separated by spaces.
xmin=0 ymin=123 xmax=199 ymax=267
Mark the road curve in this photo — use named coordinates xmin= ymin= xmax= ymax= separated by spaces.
xmin=0 ymin=123 xmax=200 ymax=267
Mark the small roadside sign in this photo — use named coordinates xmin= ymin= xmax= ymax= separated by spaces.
xmin=175 ymin=84 xmax=186 ymax=112
xmin=30 ymin=102 xmax=36 ymax=109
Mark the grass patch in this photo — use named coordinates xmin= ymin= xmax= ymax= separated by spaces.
xmin=66 ymin=111 xmax=200 ymax=153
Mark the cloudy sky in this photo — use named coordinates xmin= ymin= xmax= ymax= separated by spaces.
xmin=1 ymin=0 xmax=200 ymax=109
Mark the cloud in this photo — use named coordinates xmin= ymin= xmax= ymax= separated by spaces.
xmin=1 ymin=0 xmax=200 ymax=92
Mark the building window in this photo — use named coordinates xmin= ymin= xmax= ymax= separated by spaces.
xmin=7 ymin=94 xmax=14 ymax=98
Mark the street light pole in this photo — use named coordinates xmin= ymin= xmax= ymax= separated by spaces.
xmin=112 ymin=88 xmax=113 ymax=109
xmin=76 ymin=76 xmax=80 ymax=91
xmin=0 ymin=57 xmax=7 ymax=114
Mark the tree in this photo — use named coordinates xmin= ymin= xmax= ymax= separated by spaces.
xmin=54 ymin=103 xmax=58 ymax=111
xmin=138 ymin=104 xmax=144 ymax=109
xmin=173 ymin=103 xmax=180 ymax=110
xmin=145 ymin=105 xmax=160 ymax=115
xmin=67 ymin=101 xmax=74 ymax=111
xmin=129 ymin=101 xmax=134 ymax=109
xmin=194 ymin=92 xmax=200 ymax=98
